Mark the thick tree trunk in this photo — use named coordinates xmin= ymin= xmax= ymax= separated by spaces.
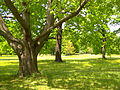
xmin=16 ymin=45 xmax=39 ymax=77
xmin=55 ymin=24 xmax=63 ymax=62
xmin=7 ymin=39 xmax=39 ymax=77
xmin=16 ymin=3 xmax=39 ymax=76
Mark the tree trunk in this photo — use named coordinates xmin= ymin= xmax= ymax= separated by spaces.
xmin=16 ymin=2 xmax=39 ymax=77
xmin=101 ymin=29 xmax=106 ymax=59
xmin=9 ymin=40 xmax=39 ymax=77
xmin=17 ymin=52 xmax=39 ymax=77
xmin=102 ymin=44 xmax=106 ymax=59
xmin=55 ymin=24 xmax=63 ymax=62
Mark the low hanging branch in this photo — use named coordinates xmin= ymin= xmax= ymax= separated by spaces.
xmin=34 ymin=0 xmax=91 ymax=43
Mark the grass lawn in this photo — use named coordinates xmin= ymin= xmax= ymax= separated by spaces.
xmin=0 ymin=54 xmax=120 ymax=90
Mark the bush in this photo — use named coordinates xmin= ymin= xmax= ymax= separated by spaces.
xmin=63 ymin=40 xmax=75 ymax=55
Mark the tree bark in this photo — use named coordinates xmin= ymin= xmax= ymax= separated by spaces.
xmin=101 ymin=29 xmax=106 ymax=59
xmin=17 ymin=46 xmax=39 ymax=77
xmin=102 ymin=38 xmax=106 ymax=59
xmin=102 ymin=44 xmax=106 ymax=59
xmin=16 ymin=2 xmax=39 ymax=76
xmin=55 ymin=24 xmax=63 ymax=62
xmin=5 ymin=38 xmax=39 ymax=77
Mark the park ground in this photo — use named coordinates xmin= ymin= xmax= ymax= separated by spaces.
xmin=0 ymin=54 xmax=120 ymax=90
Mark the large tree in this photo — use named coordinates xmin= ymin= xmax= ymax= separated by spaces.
xmin=0 ymin=0 xmax=90 ymax=76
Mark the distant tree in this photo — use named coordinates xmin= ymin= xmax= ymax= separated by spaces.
xmin=55 ymin=24 xmax=63 ymax=62
xmin=63 ymin=0 xmax=118 ymax=58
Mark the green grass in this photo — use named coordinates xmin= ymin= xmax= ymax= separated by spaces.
xmin=0 ymin=54 xmax=120 ymax=90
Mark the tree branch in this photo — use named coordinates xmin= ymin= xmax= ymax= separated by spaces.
xmin=34 ymin=0 xmax=91 ymax=42
xmin=4 ymin=0 xmax=29 ymax=31
xmin=0 ymin=16 xmax=22 ymax=44
xmin=34 ymin=0 xmax=55 ymax=45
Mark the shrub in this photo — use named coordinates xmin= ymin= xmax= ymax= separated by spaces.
xmin=63 ymin=40 xmax=75 ymax=55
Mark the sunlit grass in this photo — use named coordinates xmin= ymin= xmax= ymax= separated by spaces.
xmin=0 ymin=54 xmax=120 ymax=90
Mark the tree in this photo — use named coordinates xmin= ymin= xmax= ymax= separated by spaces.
xmin=0 ymin=0 xmax=90 ymax=76
xmin=63 ymin=0 xmax=120 ymax=59
xmin=55 ymin=24 xmax=63 ymax=62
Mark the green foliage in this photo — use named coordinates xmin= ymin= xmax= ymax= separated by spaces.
xmin=0 ymin=37 xmax=15 ymax=55
xmin=106 ymin=33 xmax=120 ymax=55
xmin=52 ymin=0 xmax=79 ymax=19
xmin=0 ymin=0 xmax=120 ymax=55
xmin=0 ymin=0 xmax=3 ymax=3
xmin=61 ymin=0 xmax=120 ymax=55
xmin=40 ymin=39 xmax=56 ymax=55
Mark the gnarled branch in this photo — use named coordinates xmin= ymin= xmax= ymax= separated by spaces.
xmin=34 ymin=0 xmax=91 ymax=43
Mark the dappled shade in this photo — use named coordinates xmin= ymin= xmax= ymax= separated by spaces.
xmin=0 ymin=55 xmax=120 ymax=89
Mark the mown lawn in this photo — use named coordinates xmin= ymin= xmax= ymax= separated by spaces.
xmin=0 ymin=54 xmax=120 ymax=90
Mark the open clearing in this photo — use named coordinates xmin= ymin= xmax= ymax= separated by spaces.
xmin=0 ymin=54 xmax=120 ymax=90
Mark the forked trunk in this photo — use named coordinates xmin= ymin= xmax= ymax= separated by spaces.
xmin=15 ymin=2 xmax=39 ymax=76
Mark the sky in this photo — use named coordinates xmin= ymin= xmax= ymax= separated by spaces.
xmin=108 ymin=24 xmax=120 ymax=36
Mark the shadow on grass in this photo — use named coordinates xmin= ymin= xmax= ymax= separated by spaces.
xmin=0 ymin=57 xmax=120 ymax=90
xmin=38 ymin=58 xmax=120 ymax=90
xmin=0 ymin=64 xmax=33 ymax=90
